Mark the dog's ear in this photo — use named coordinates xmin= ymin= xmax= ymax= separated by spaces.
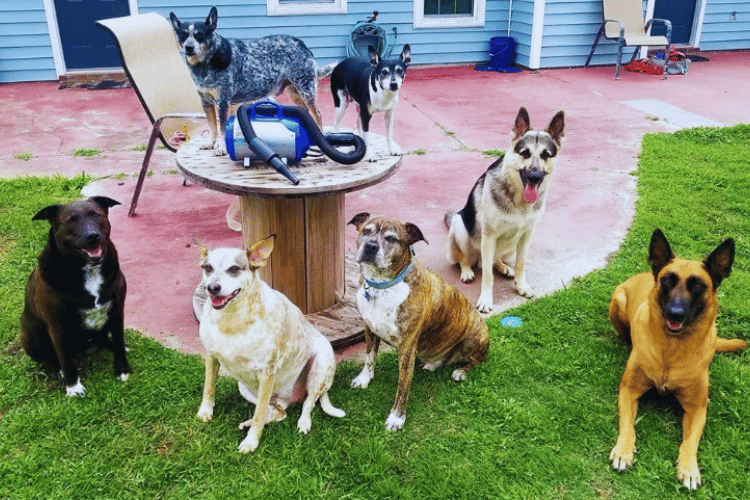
xmin=400 ymin=44 xmax=411 ymax=67
xmin=169 ymin=12 xmax=181 ymax=30
xmin=546 ymin=110 xmax=565 ymax=145
xmin=348 ymin=212 xmax=371 ymax=231
xmin=206 ymin=6 xmax=218 ymax=32
xmin=194 ymin=239 xmax=209 ymax=264
xmin=89 ymin=196 xmax=121 ymax=213
xmin=648 ymin=228 xmax=675 ymax=279
xmin=32 ymin=204 xmax=61 ymax=222
xmin=368 ymin=46 xmax=380 ymax=67
xmin=248 ymin=234 xmax=275 ymax=268
xmin=704 ymin=238 xmax=735 ymax=289
xmin=404 ymin=222 xmax=428 ymax=246
xmin=512 ymin=107 xmax=531 ymax=140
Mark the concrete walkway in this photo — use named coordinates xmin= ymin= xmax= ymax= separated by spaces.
xmin=1 ymin=50 xmax=748 ymax=355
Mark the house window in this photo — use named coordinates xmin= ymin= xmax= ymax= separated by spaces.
xmin=267 ymin=0 xmax=347 ymax=16
xmin=414 ymin=0 xmax=485 ymax=28
xmin=424 ymin=0 xmax=473 ymax=15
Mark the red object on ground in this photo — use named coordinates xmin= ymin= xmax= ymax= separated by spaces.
xmin=625 ymin=59 xmax=663 ymax=75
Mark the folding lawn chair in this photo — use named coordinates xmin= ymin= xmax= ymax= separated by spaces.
xmin=585 ymin=0 xmax=672 ymax=80
xmin=97 ymin=12 xmax=208 ymax=216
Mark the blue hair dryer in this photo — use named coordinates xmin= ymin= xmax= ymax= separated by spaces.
xmin=225 ymin=101 xmax=367 ymax=185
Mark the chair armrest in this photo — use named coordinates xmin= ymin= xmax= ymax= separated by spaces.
xmin=154 ymin=112 xmax=207 ymax=122
xmin=151 ymin=112 xmax=208 ymax=152
xmin=645 ymin=18 xmax=672 ymax=41
xmin=602 ymin=19 xmax=625 ymax=40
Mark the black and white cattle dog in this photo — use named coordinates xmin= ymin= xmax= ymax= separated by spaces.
xmin=170 ymin=6 xmax=334 ymax=155
xmin=330 ymin=44 xmax=411 ymax=161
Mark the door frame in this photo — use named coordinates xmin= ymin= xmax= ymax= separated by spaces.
xmin=43 ymin=0 xmax=140 ymax=78
xmin=645 ymin=0 xmax=706 ymax=52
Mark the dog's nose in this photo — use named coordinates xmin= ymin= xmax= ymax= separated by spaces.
xmin=389 ymin=82 xmax=399 ymax=91
xmin=525 ymin=168 xmax=544 ymax=185
xmin=363 ymin=240 xmax=379 ymax=256
xmin=185 ymin=45 xmax=195 ymax=55
xmin=85 ymin=232 xmax=102 ymax=246
xmin=207 ymin=283 xmax=221 ymax=295
xmin=665 ymin=301 xmax=687 ymax=322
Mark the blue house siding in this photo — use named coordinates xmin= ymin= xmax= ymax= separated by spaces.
xmin=2 ymin=0 xmax=748 ymax=83
xmin=140 ymin=0 xmax=510 ymax=67
xmin=0 ymin=0 xmax=57 ymax=83
xmin=700 ymin=0 xmax=750 ymax=50
xmin=539 ymin=0 xmax=630 ymax=69
xmin=509 ymin=0 xmax=534 ymax=67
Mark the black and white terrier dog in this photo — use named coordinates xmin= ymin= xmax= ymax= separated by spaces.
xmin=330 ymin=44 xmax=411 ymax=161
xmin=170 ymin=6 xmax=334 ymax=155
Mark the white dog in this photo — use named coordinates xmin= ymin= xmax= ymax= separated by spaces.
xmin=196 ymin=236 xmax=345 ymax=453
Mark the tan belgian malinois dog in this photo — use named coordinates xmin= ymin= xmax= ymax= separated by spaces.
xmin=608 ymin=228 xmax=746 ymax=490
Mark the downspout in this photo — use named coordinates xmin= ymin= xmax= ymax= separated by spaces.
xmin=529 ymin=0 xmax=546 ymax=69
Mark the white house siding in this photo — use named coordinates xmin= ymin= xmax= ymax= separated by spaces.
xmin=139 ymin=0 xmax=510 ymax=67
xmin=0 ymin=0 xmax=57 ymax=83
xmin=700 ymin=0 xmax=750 ymax=50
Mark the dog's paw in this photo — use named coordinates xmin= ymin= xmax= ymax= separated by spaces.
xmin=476 ymin=292 xmax=494 ymax=314
xmin=196 ymin=403 xmax=214 ymax=422
xmin=609 ymin=443 xmax=635 ymax=471
xmin=515 ymin=280 xmax=536 ymax=298
xmin=297 ymin=416 xmax=312 ymax=435
xmin=451 ymin=368 xmax=467 ymax=382
xmin=459 ymin=267 xmax=475 ymax=283
xmin=385 ymin=412 xmax=405 ymax=431
xmin=497 ymin=263 xmax=515 ymax=278
xmin=119 ymin=372 xmax=130 ymax=382
xmin=213 ymin=138 xmax=227 ymax=156
xmin=422 ymin=360 xmax=441 ymax=372
xmin=238 ymin=432 xmax=260 ymax=454
xmin=268 ymin=405 xmax=287 ymax=423
xmin=677 ymin=457 xmax=702 ymax=490
xmin=351 ymin=370 xmax=373 ymax=389
xmin=389 ymin=143 xmax=402 ymax=156
xmin=200 ymin=139 xmax=215 ymax=150
xmin=65 ymin=379 xmax=86 ymax=397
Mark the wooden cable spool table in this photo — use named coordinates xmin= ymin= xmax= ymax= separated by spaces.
xmin=177 ymin=134 xmax=401 ymax=343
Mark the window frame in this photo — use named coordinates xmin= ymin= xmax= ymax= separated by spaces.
xmin=267 ymin=0 xmax=347 ymax=17
xmin=413 ymin=0 xmax=486 ymax=28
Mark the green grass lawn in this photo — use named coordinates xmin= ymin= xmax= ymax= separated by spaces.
xmin=1 ymin=126 xmax=750 ymax=499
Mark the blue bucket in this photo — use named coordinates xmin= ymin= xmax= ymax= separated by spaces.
xmin=476 ymin=36 xmax=521 ymax=73
xmin=489 ymin=36 xmax=515 ymax=69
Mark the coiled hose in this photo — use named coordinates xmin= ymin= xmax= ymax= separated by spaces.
xmin=236 ymin=103 xmax=367 ymax=185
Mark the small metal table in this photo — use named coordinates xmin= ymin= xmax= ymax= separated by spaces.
xmin=176 ymin=134 xmax=401 ymax=314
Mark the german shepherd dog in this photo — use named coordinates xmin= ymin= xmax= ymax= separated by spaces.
xmin=445 ymin=107 xmax=565 ymax=313
xmin=608 ymin=229 xmax=746 ymax=490
xmin=170 ymin=6 xmax=334 ymax=155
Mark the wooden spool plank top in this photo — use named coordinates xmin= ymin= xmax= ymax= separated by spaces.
xmin=176 ymin=133 xmax=402 ymax=198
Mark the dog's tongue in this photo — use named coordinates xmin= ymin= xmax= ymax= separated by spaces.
xmin=85 ymin=246 xmax=103 ymax=259
xmin=524 ymin=184 xmax=539 ymax=204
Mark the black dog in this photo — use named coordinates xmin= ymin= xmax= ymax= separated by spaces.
xmin=20 ymin=197 xmax=130 ymax=396
xmin=330 ymin=44 xmax=411 ymax=161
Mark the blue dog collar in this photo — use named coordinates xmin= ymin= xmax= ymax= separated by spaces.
xmin=364 ymin=261 xmax=414 ymax=300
